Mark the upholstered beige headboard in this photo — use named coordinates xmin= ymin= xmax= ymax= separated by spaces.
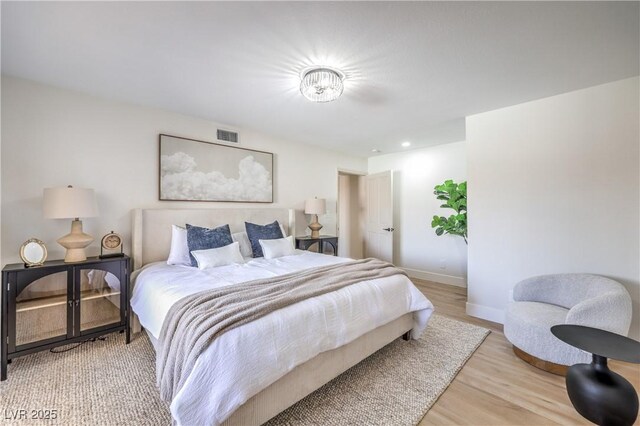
xmin=131 ymin=208 xmax=295 ymax=270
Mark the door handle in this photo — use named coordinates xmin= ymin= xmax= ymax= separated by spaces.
xmin=383 ymin=228 xmax=395 ymax=232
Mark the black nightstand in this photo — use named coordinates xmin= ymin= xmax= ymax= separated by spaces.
xmin=295 ymin=236 xmax=339 ymax=256
xmin=1 ymin=255 xmax=130 ymax=381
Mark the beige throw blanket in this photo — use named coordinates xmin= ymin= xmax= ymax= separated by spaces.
xmin=156 ymin=258 xmax=407 ymax=401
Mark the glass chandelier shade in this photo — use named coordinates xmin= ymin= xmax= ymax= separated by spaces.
xmin=300 ymin=68 xmax=344 ymax=103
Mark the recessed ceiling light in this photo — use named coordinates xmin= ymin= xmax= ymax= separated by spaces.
xmin=371 ymin=149 xmax=381 ymax=153
xmin=401 ymin=141 xmax=411 ymax=147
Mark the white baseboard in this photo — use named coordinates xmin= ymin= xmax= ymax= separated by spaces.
xmin=465 ymin=302 xmax=505 ymax=324
xmin=402 ymin=268 xmax=467 ymax=288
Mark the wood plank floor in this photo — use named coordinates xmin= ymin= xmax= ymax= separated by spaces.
xmin=411 ymin=279 xmax=640 ymax=426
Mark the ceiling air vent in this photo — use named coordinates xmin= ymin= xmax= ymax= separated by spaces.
xmin=217 ymin=129 xmax=239 ymax=143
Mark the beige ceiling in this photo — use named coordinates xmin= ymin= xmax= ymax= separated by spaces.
xmin=2 ymin=1 xmax=638 ymax=157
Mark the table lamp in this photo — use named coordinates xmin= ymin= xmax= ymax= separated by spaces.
xmin=304 ymin=197 xmax=326 ymax=238
xmin=43 ymin=185 xmax=98 ymax=263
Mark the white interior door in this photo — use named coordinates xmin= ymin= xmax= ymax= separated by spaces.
xmin=365 ymin=171 xmax=394 ymax=262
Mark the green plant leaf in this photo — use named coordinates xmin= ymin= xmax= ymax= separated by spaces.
xmin=431 ymin=179 xmax=467 ymax=242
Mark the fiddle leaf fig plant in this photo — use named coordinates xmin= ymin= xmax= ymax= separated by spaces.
xmin=431 ymin=179 xmax=467 ymax=244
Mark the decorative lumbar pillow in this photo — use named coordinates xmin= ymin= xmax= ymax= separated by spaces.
xmin=231 ymin=232 xmax=253 ymax=258
xmin=186 ymin=223 xmax=233 ymax=267
xmin=191 ymin=242 xmax=244 ymax=270
xmin=259 ymin=236 xmax=296 ymax=260
xmin=245 ymin=220 xmax=284 ymax=258
xmin=167 ymin=225 xmax=191 ymax=266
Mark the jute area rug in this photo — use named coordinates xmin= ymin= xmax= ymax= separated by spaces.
xmin=0 ymin=315 xmax=489 ymax=425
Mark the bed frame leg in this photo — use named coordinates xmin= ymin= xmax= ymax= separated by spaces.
xmin=402 ymin=331 xmax=411 ymax=341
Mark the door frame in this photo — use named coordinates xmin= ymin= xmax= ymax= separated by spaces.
xmin=336 ymin=168 xmax=367 ymax=258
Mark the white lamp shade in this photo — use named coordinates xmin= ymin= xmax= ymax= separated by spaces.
xmin=304 ymin=198 xmax=326 ymax=215
xmin=43 ymin=187 xmax=98 ymax=219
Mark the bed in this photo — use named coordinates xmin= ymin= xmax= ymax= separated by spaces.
xmin=129 ymin=208 xmax=434 ymax=426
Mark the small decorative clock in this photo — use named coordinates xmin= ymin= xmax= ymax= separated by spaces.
xmin=99 ymin=231 xmax=124 ymax=258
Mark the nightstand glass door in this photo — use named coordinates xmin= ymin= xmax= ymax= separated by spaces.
xmin=78 ymin=268 xmax=122 ymax=332
xmin=15 ymin=271 xmax=69 ymax=346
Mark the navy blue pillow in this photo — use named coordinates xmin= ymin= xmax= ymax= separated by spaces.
xmin=245 ymin=221 xmax=283 ymax=258
xmin=186 ymin=224 xmax=233 ymax=267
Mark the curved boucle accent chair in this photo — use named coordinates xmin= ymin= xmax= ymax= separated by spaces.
xmin=504 ymin=273 xmax=632 ymax=375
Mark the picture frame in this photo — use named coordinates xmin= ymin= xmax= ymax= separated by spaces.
xmin=19 ymin=238 xmax=48 ymax=267
xmin=159 ymin=134 xmax=274 ymax=203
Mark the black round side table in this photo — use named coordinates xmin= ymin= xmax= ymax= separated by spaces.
xmin=551 ymin=324 xmax=640 ymax=426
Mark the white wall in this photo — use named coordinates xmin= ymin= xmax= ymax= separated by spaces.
xmin=0 ymin=76 xmax=367 ymax=265
xmin=467 ymin=77 xmax=640 ymax=339
xmin=368 ymin=142 xmax=467 ymax=286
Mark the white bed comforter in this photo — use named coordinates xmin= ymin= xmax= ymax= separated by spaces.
xmin=131 ymin=251 xmax=434 ymax=426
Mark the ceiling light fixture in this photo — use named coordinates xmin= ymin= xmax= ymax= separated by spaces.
xmin=371 ymin=149 xmax=381 ymax=153
xmin=401 ymin=141 xmax=411 ymax=147
xmin=300 ymin=67 xmax=344 ymax=103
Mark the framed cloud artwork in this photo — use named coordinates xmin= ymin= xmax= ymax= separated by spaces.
xmin=159 ymin=134 xmax=274 ymax=203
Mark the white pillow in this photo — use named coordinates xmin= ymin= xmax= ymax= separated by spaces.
xmin=231 ymin=232 xmax=253 ymax=258
xmin=191 ymin=242 xmax=244 ymax=270
xmin=167 ymin=225 xmax=191 ymax=266
xmin=259 ymin=236 xmax=296 ymax=260
xmin=279 ymin=223 xmax=287 ymax=237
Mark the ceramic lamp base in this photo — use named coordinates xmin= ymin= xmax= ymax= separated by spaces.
xmin=308 ymin=214 xmax=323 ymax=239
xmin=57 ymin=219 xmax=94 ymax=263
